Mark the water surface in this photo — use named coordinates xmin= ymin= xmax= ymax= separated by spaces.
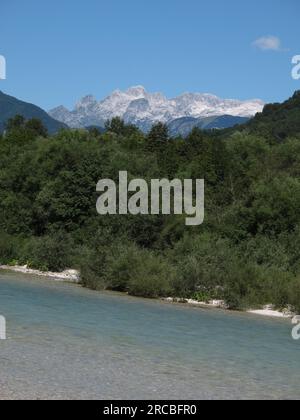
xmin=0 ymin=271 xmax=299 ymax=400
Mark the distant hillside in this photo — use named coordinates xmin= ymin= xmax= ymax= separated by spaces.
xmin=241 ymin=91 xmax=300 ymax=141
xmin=0 ymin=91 xmax=67 ymax=134
xmin=85 ymin=125 xmax=106 ymax=133
xmin=168 ymin=115 xmax=250 ymax=137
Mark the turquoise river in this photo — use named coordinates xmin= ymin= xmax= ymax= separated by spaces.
xmin=0 ymin=271 xmax=299 ymax=400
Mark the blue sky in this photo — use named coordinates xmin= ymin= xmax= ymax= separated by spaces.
xmin=0 ymin=0 xmax=299 ymax=110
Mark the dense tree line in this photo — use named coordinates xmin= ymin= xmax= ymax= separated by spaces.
xmin=1 ymin=92 xmax=300 ymax=311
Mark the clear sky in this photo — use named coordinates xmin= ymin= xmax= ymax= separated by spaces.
xmin=0 ymin=0 xmax=300 ymax=110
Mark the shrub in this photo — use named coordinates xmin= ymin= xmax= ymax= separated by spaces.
xmin=80 ymin=240 xmax=174 ymax=298
xmin=127 ymin=251 xmax=173 ymax=298
xmin=79 ymin=246 xmax=107 ymax=290
xmin=171 ymin=233 xmax=236 ymax=296
xmin=20 ymin=233 xmax=74 ymax=272
xmin=0 ymin=232 xmax=21 ymax=264
xmin=287 ymin=277 xmax=300 ymax=314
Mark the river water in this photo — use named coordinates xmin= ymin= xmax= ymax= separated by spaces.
xmin=0 ymin=271 xmax=299 ymax=400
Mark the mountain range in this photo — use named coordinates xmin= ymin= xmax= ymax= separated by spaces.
xmin=49 ymin=86 xmax=264 ymax=134
xmin=0 ymin=87 xmax=265 ymax=136
xmin=0 ymin=91 xmax=66 ymax=134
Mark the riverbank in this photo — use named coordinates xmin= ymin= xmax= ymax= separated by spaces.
xmin=247 ymin=307 xmax=293 ymax=318
xmin=0 ymin=265 xmax=80 ymax=283
xmin=161 ymin=297 xmax=295 ymax=319
xmin=0 ymin=265 xmax=296 ymax=320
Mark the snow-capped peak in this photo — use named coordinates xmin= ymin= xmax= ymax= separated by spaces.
xmin=125 ymin=85 xmax=147 ymax=97
xmin=75 ymin=95 xmax=97 ymax=110
xmin=49 ymin=86 xmax=264 ymax=130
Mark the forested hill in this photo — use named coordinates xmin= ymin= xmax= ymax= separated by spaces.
xmin=0 ymin=91 xmax=67 ymax=134
xmin=0 ymin=92 xmax=300 ymax=312
xmin=239 ymin=90 xmax=300 ymax=141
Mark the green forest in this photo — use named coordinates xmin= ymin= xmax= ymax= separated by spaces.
xmin=1 ymin=92 xmax=300 ymax=312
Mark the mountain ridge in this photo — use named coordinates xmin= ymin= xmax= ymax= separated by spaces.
xmin=49 ymin=86 xmax=264 ymax=133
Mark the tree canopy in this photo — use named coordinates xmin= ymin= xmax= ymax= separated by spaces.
xmin=1 ymin=92 xmax=300 ymax=312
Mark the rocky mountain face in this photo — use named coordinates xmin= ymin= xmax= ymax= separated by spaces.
xmin=49 ymin=86 xmax=264 ymax=133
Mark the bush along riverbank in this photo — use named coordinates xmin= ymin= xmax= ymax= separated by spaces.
xmin=1 ymin=92 xmax=300 ymax=313
xmin=0 ymin=265 xmax=296 ymax=319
